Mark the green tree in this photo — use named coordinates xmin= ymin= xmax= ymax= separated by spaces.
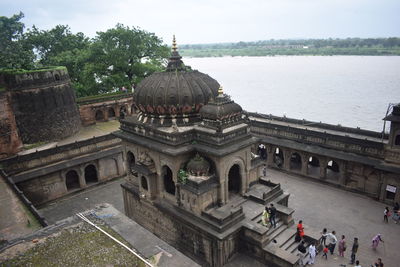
xmin=82 ymin=24 xmax=169 ymax=95
xmin=0 ymin=12 xmax=34 ymax=69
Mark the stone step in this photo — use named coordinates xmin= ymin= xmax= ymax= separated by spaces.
xmin=280 ymin=235 xmax=296 ymax=251
xmin=266 ymin=223 xmax=289 ymax=244
xmin=274 ymin=224 xmax=297 ymax=247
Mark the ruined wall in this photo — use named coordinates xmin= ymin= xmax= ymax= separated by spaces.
xmin=77 ymin=93 xmax=134 ymax=125
xmin=0 ymin=68 xmax=81 ymax=144
xmin=0 ymin=91 xmax=22 ymax=158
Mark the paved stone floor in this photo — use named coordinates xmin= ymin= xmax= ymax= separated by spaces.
xmin=39 ymin=170 xmax=400 ymax=267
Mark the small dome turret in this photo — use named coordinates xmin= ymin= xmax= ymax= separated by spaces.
xmin=186 ymin=154 xmax=210 ymax=176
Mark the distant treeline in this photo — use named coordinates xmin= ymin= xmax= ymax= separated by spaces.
xmin=180 ymin=38 xmax=400 ymax=57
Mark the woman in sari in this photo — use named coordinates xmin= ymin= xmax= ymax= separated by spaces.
xmin=261 ymin=207 xmax=270 ymax=227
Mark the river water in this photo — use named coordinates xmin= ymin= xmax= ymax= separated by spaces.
xmin=184 ymin=56 xmax=400 ymax=132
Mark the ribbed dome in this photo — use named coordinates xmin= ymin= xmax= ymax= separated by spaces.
xmin=133 ymin=37 xmax=219 ymax=124
xmin=134 ymin=70 xmax=219 ymax=116
xmin=187 ymin=154 xmax=210 ymax=176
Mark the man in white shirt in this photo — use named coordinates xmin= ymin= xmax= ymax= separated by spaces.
xmin=327 ymin=230 xmax=337 ymax=255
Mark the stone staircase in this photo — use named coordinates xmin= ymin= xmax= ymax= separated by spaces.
xmin=239 ymin=179 xmax=319 ymax=267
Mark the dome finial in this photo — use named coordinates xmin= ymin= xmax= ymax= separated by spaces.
xmin=218 ymin=85 xmax=224 ymax=97
xmin=172 ymin=35 xmax=178 ymax=52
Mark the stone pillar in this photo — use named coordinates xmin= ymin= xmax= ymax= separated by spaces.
xmin=338 ymin=161 xmax=346 ymax=186
xmin=266 ymin=145 xmax=274 ymax=167
xmin=283 ymin=149 xmax=291 ymax=170
xmin=219 ymin=180 xmax=225 ymax=206
xmin=78 ymin=167 xmax=86 ymax=187
xmin=301 ymin=154 xmax=309 ymax=176
xmin=319 ymin=158 xmax=327 ymax=179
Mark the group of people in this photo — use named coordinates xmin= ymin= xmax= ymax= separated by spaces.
xmin=384 ymin=202 xmax=400 ymax=224
xmin=261 ymin=203 xmax=277 ymax=228
xmin=294 ymin=223 xmax=386 ymax=266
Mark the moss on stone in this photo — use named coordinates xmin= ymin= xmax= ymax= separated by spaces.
xmin=1 ymin=222 xmax=144 ymax=267
xmin=0 ymin=66 xmax=67 ymax=75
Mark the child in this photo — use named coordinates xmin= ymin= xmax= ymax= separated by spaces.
xmin=322 ymin=245 xmax=328 ymax=259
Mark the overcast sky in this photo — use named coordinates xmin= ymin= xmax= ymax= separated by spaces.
xmin=2 ymin=0 xmax=399 ymax=44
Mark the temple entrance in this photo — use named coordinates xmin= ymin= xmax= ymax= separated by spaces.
xmin=127 ymin=151 xmax=135 ymax=174
xmin=66 ymin=170 xmax=80 ymax=190
xmin=84 ymin=164 xmax=98 ymax=184
xmin=274 ymin=147 xmax=284 ymax=167
xmin=163 ymin=166 xmax=175 ymax=195
xmin=290 ymin=152 xmax=302 ymax=171
xmin=141 ymin=176 xmax=148 ymax=191
xmin=308 ymin=156 xmax=320 ymax=177
xmin=257 ymin=144 xmax=267 ymax=160
xmin=108 ymin=108 xmax=116 ymax=119
xmin=95 ymin=110 xmax=104 ymax=121
xmin=120 ymin=106 xmax=127 ymax=117
xmin=395 ymin=135 xmax=400 ymax=146
xmin=228 ymin=164 xmax=241 ymax=195
xmin=326 ymin=160 xmax=340 ymax=181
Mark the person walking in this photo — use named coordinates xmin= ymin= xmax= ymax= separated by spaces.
xmin=371 ymin=234 xmax=384 ymax=250
xmin=384 ymin=207 xmax=390 ymax=223
xmin=350 ymin=237 xmax=358 ymax=264
xmin=269 ymin=203 xmax=277 ymax=228
xmin=297 ymin=240 xmax=307 ymax=266
xmin=307 ymin=241 xmax=317 ymax=265
xmin=338 ymin=235 xmax=346 ymax=257
xmin=327 ymin=230 xmax=337 ymax=255
xmin=297 ymin=220 xmax=305 ymax=239
xmin=321 ymin=228 xmax=328 ymax=246
xmin=322 ymin=245 xmax=328 ymax=260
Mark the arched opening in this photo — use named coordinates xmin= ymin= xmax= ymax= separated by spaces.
xmin=84 ymin=164 xmax=98 ymax=184
xmin=163 ymin=166 xmax=175 ymax=195
xmin=395 ymin=135 xmax=400 ymax=146
xmin=108 ymin=108 xmax=115 ymax=119
xmin=290 ymin=152 xmax=302 ymax=171
xmin=141 ymin=176 xmax=148 ymax=191
xmin=228 ymin=164 xmax=241 ymax=195
xmin=257 ymin=144 xmax=267 ymax=160
xmin=95 ymin=110 xmax=104 ymax=121
xmin=119 ymin=105 xmax=128 ymax=118
xmin=326 ymin=160 xmax=340 ymax=181
xmin=127 ymin=151 xmax=135 ymax=174
xmin=273 ymin=147 xmax=284 ymax=167
xmin=66 ymin=170 xmax=80 ymax=190
xmin=307 ymin=156 xmax=320 ymax=177
xmin=131 ymin=104 xmax=137 ymax=114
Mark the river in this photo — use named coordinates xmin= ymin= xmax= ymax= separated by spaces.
xmin=184 ymin=56 xmax=400 ymax=132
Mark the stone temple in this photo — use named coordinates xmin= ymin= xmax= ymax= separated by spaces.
xmin=116 ymin=37 xmax=318 ymax=266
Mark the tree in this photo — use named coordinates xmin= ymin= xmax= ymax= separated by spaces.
xmin=0 ymin=12 xmax=34 ymax=69
xmin=82 ymin=24 xmax=169 ymax=95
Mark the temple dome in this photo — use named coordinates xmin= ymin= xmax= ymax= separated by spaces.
xmin=134 ymin=36 xmax=219 ymax=124
xmin=186 ymin=154 xmax=210 ymax=176
xmin=200 ymin=88 xmax=243 ymax=121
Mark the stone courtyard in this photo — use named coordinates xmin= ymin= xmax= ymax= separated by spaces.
xmin=38 ymin=168 xmax=400 ymax=267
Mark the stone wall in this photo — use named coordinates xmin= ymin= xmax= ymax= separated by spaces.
xmin=77 ymin=93 xmax=135 ymax=125
xmin=122 ymin=184 xmax=241 ymax=267
xmin=0 ymin=68 xmax=81 ymax=144
xmin=1 ymin=134 xmax=125 ymax=205
xmin=0 ymin=91 xmax=22 ymax=158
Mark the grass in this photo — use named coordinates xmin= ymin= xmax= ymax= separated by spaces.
xmin=77 ymin=91 xmax=128 ymax=101
xmin=0 ymin=67 xmax=67 ymax=75
xmin=1 ymin=222 xmax=145 ymax=267
xmin=23 ymin=141 xmax=48 ymax=150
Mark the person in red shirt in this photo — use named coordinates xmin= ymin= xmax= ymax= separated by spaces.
xmin=297 ymin=220 xmax=305 ymax=238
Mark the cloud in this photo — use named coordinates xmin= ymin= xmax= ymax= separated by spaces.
xmin=1 ymin=0 xmax=399 ymax=44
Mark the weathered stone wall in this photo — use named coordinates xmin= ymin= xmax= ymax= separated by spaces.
xmin=0 ymin=68 xmax=81 ymax=144
xmin=0 ymin=134 xmax=125 ymax=205
xmin=122 ymin=185 xmax=241 ymax=267
xmin=0 ymin=91 xmax=22 ymax=158
xmin=77 ymin=93 xmax=134 ymax=126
